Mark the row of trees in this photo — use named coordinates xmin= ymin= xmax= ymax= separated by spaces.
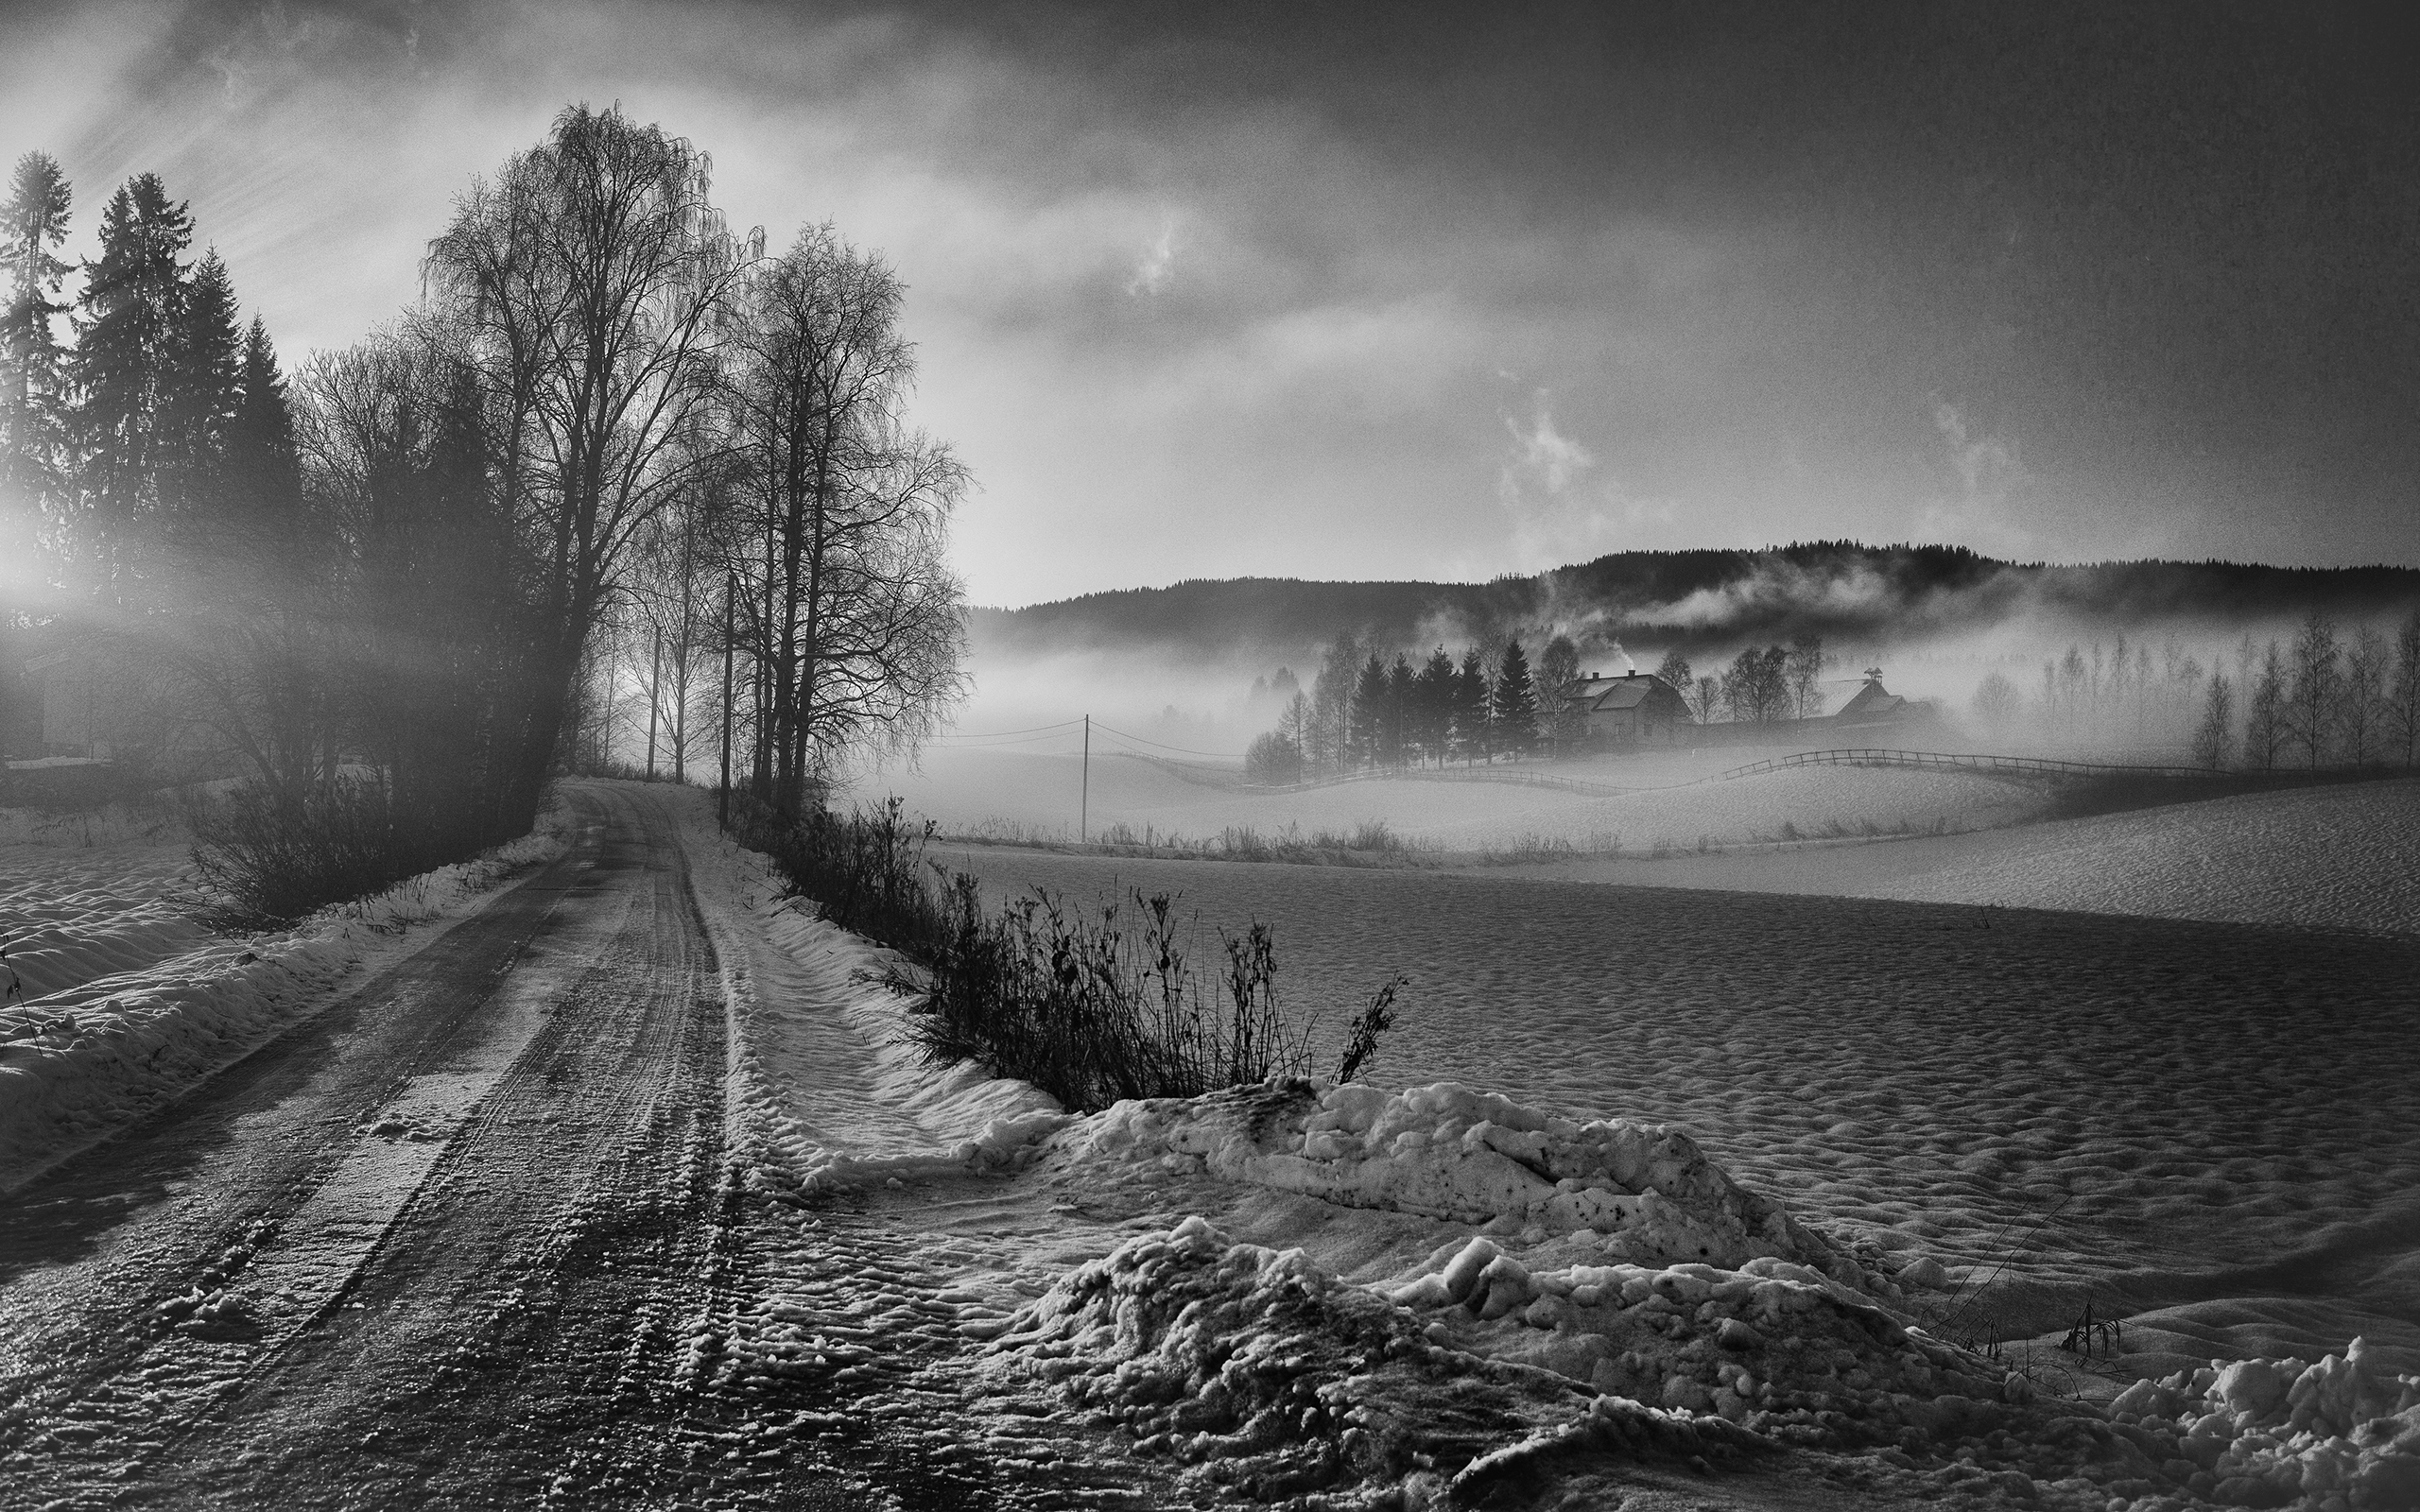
xmin=2187 ymin=612 xmax=2420 ymax=770
xmin=1 ymin=107 xmax=964 ymax=895
xmin=1646 ymin=636 xmax=1832 ymax=727
xmin=1962 ymin=612 xmax=2420 ymax=769
xmin=1239 ymin=630 xmax=1838 ymax=783
xmin=1246 ymin=637 xmax=1542 ymax=782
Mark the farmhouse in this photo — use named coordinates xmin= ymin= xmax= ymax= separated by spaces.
xmin=1558 ymin=671 xmax=1694 ymax=747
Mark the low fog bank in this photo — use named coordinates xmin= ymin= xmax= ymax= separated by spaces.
xmin=880 ymin=606 xmax=2419 ymax=785
xmin=938 ymin=546 xmax=2420 ymax=777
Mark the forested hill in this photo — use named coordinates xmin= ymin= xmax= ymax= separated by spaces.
xmin=970 ymin=543 xmax=2420 ymax=661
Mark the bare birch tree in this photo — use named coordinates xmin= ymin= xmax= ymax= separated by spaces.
xmin=727 ymin=226 xmax=964 ymax=815
xmin=423 ymin=103 xmax=760 ymax=830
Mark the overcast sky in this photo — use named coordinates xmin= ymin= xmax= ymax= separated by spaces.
xmin=4 ymin=0 xmax=2411 ymax=605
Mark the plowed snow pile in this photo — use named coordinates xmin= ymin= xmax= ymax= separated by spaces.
xmin=942 ymin=1078 xmax=2420 ymax=1509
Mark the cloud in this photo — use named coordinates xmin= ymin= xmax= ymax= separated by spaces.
xmin=1125 ymin=213 xmax=1179 ymax=296
xmin=1916 ymin=397 xmax=2033 ymax=557
xmin=1495 ymin=390 xmax=1679 ymax=570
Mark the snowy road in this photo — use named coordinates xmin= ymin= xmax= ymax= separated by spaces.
xmin=0 ymin=787 xmax=1129 ymax=1510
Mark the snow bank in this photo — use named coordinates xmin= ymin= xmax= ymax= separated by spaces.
xmin=0 ymin=820 xmax=567 ymax=1193
xmin=983 ymin=1213 xmax=1763 ymax=1507
xmin=754 ymin=904 xmax=1071 ymax=1192
xmin=1063 ymin=1078 xmax=1866 ymax=1283
xmin=667 ymin=796 xmax=1069 ymax=1198
xmin=2103 ymin=1341 xmax=2420 ymax=1509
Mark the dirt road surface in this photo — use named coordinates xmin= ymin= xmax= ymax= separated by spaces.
xmin=0 ymin=786 xmax=1137 ymax=1511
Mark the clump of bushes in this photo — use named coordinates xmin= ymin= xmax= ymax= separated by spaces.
xmin=734 ymin=795 xmax=947 ymax=955
xmin=903 ymin=884 xmax=1312 ymax=1110
xmin=738 ymin=796 xmax=1408 ymax=1113
xmin=189 ymin=777 xmax=415 ymax=929
xmin=1243 ymin=731 xmax=1304 ymax=785
xmin=189 ymin=773 xmax=544 ymax=931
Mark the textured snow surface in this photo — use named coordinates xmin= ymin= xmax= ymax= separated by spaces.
xmin=0 ymin=816 xmax=567 ymax=1192
xmin=981 ymin=1212 xmax=1766 ymax=1507
xmin=1065 ymin=1080 xmax=1861 ymax=1283
xmin=1503 ymin=779 xmax=2420 ymax=936
xmin=941 ymin=844 xmax=2420 ymax=1360
xmin=678 ymin=786 xmax=2420 ymax=1507
xmin=1850 ymin=781 xmax=2420 ymax=936
xmin=0 ymin=827 xmax=207 ymax=1005
xmin=2102 ymin=1342 xmax=2420 ymax=1510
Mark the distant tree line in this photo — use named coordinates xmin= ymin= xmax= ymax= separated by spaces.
xmin=1245 ymin=636 xmax=1540 ymax=783
xmin=0 ymin=107 xmax=963 ymax=913
xmin=1962 ymin=611 xmax=2420 ymax=771
xmin=1240 ymin=630 xmax=1835 ymax=784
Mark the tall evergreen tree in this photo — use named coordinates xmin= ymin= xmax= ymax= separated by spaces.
xmin=1454 ymin=645 xmax=1490 ymax=764
xmin=1350 ymin=653 xmax=1388 ymax=769
xmin=1492 ymin=639 xmax=1537 ymax=755
xmin=226 ymin=316 xmax=301 ymax=545
xmin=1 ymin=151 xmax=73 ymax=525
xmin=71 ymin=172 xmax=193 ymax=587
xmin=157 ymin=247 xmax=244 ymax=535
xmin=1384 ymin=653 xmax=1414 ymax=767
xmin=1412 ymin=647 xmax=1456 ymax=766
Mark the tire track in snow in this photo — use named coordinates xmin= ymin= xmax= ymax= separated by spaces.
xmin=0 ymin=785 xmax=1162 ymax=1510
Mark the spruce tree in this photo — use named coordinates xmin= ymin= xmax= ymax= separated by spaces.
xmin=1385 ymin=653 xmax=1414 ymax=767
xmin=1350 ymin=653 xmax=1388 ymax=768
xmin=1455 ymin=645 xmax=1489 ymax=764
xmin=158 ymin=247 xmax=244 ymax=534
xmin=1414 ymin=647 xmax=1457 ymax=765
xmin=71 ymin=173 xmax=193 ymax=587
xmin=1493 ymin=638 xmax=1537 ymax=755
xmin=228 ymin=318 xmax=300 ymax=532
xmin=1 ymin=152 xmax=73 ymax=523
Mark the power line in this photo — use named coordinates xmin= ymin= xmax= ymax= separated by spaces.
xmin=930 ymin=717 xmax=1088 ymax=740
xmin=925 ymin=730 xmax=1090 ymax=749
xmin=1088 ymin=720 xmax=1244 ymax=761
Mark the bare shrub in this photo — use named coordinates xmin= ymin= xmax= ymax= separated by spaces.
xmin=189 ymin=778 xmax=413 ymax=929
xmin=741 ymin=799 xmax=1406 ymax=1112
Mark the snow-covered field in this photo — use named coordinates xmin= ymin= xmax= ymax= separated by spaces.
xmin=0 ymin=803 xmax=208 ymax=1005
xmin=860 ymin=744 xmax=2045 ymax=852
xmin=10 ymin=778 xmax=2412 ymax=1507
xmin=0 ymin=803 xmax=572 ymax=1193
xmin=1480 ymin=778 xmax=2420 ymax=936
xmin=683 ymin=782 xmax=2420 ymax=1510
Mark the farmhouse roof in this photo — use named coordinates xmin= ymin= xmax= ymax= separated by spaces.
xmin=1562 ymin=673 xmax=1683 ymax=713
xmin=1837 ymin=677 xmax=1907 ymax=719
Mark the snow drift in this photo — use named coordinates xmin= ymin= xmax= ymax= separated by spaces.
xmin=0 ymin=823 xmax=566 ymax=1193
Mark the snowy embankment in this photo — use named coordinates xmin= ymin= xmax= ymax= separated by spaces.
xmin=700 ymin=796 xmax=2420 ymax=1509
xmin=670 ymin=794 xmax=1068 ymax=1196
xmin=0 ymin=811 xmax=569 ymax=1194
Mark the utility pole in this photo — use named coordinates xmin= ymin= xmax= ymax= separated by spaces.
xmin=1081 ymin=713 xmax=1090 ymax=843
xmin=718 ymin=573 xmax=735 ymax=832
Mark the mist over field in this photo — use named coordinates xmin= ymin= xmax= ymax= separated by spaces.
xmin=924 ymin=543 xmax=2420 ymax=765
